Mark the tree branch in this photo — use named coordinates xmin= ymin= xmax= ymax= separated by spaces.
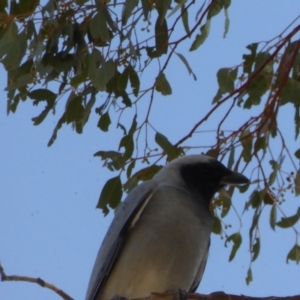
xmin=0 ymin=262 xmax=74 ymax=300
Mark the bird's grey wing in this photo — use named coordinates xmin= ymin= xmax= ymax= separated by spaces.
xmin=189 ymin=239 xmax=210 ymax=293
xmin=86 ymin=180 xmax=158 ymax=300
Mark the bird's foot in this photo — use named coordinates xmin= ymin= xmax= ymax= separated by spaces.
xmin=177 ymin=289 xmax=188 ymax=300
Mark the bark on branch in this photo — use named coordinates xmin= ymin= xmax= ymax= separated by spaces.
xmin=1 ymin=263 xmax=300 ymax=300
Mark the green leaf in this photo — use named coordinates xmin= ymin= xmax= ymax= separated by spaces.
xmin=195 ymin=1 xmax=205 ymax=21
xmin=280 ymin=78 xmax=300 ymax=105
xmin=244 ymin=190 xmax=261 ymax=211
xmin=277 ymin=207 xmax=300 ymax=228
xmin=89 ymin=11 xmax=110 ymax=42
xmin=225 ymin=232 xmax=242 ymax=261
xmin=216 ymin=67 xmax=237 ymax=94
xmin=141 ymin=0 xmax=152 ymax=19
xmin=1 ymin=30 xmax=27 ymax=70
xmin=0 ymin=22 xmax=18 ymax=58
xmin=254 ymin=136 xmax=267 ymax=154
xmin=118 ymin=66 xmax=129 ymax=92
xmin=212 ymin=89 xmax=223 ymax=104
xmin=155 ymin=0 xmax=172 ymax=22
xmin=28 ymin=89 xmax=56 ymax=125
xmin=296 ymin=170 xmax=300 ymax=196
xmin=47 ymin=113 xmax=66 ymax=147
xmin=254 ymin=51 xmax=273 ymax=73
xmin=94 ymin=151 xmax=125 ymax=171
xmin=227 ymin=146 xmax=235 ymax=169
xmin=189 ymin=20 xmax=210 ymax=51
xmin=155 ymin=132 xmax=182 ymax=161
xmin=268 ymin=171 xmax=277 ymax=186
xmin=65 ymin=95 xmax=84 ymax=124
xmin=205 ymin=148 xmax=219 ymax=158
xmin=97 ymin=176 xmax=123 ymax=215
xmin=181 ymin=4 xmax=190 ymax=35
xmin=175 ymin=52 xmax=197 ymax=80
xmin=155 ymin=72 xmax=172 ymax=95
xmin=155 ymin=16 xmax=168 ymax=56
xmin=128 ymin=65 xmax=140 ymax=96
xmin=286 ymin=244 xmax=300 ymax=264
xmin=295 ymin=149 xmax=300 ymax=160
xmin=132 ymin=165 xmax=163 ymax=181
xmin=251 ymin=237 xmax=260 ymax=261
xmin=124 ymin=164 xmax=163 ymax=192
xmin=223 ymin=5 xmax=230 ymax=38
xmin=122 ymin=0 xmax=139 ymax=26
xmin=246 ymin=267 xmax=253 ymax=285
xmin=237 ymin=181 xmax=250 ymax=193
xmin=212 ymin=215 xmax=222 ymax=234
xmin=243 ymin=43 xmax=258 ymax=74
xmin=240 ymin=130 xmax=253 ymax=163
xmin=207 ymin=0 xmax=223 ymax=19
xmin=97 ymin=112 xmax=111 ymax=132
xmin=270 ymin=204 xmax=277 ymax=231
xmin=167 ymin=3 xmax=182 ymax=18
xmin=126 ymin=160 xmax=136 ymax=179
xmin=219 ymin=188 xmax=231 ymax=218
xmin=119 ymin=135 xmax=134 ymax=160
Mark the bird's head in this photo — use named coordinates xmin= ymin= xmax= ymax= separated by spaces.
xmin=155 ymin=154 xmax=249 ymax=202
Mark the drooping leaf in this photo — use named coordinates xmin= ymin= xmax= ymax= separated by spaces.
xmin=175 ymin=52 xmax=197 ymax=80
xmin=189 ymin=20 xmax=210 ymax=51
xmin=195 ymin=1 xmax=206 ymax=21
xmin=286 ymin=244 xmax=300 ymax=264
xmin=155 ymin=16 xmax=168 ymax=56
xmin=65 ymin=94 xmax=84 ymax=124
xmin=122 ymin=0 xmax=139 ymax=26
xmin=223 ymin=5 xmax=230 ymax=38
xmin=94 ymin=151 xmax=125 ymax=171
xmin=155 ymin=0 xmax=172 ymax=22
xmin=270 ymin=204 xmax=277 ymax=231
xmin=254 ymin=136 xmax=267 ymax=154
xmin=97 ymin=176 xmax=123 ymax=215
xmin=28 ymin=89 xmax=56 ymax=125
xmin=48 ymin=113 xmax=66 ymax=147
xmin=296 ymin=170 xmax=300 ymax=196
xmin=181 ymin=4 xmax=190 ymax=35
xmin=219 ymin=188 xmax=231 ymax=218
xmin=124 ymin=165 xmax=163 ymax=192
xmin=280 ymin=78 xmax=300 ymax=105
xmin=240 ymin=130 xmax=253 ymax=163
xmin=227 ymin=146 xmax=235 ymax=169
xmin=242 ymin=43 xmax=258 ymax=74
xmin=126 ymin=160 xmax=136 ymax=179
xmin=118 ymin=66 xmax=129 ymax=92
xmin=216 ymin=67 xmax=237 ymax=94
xmin=294 ymin=149 xmax=300 ymax=160
xmin=89 ymin=11 xmax=110 ymax=43
xmin=141 ymin=0 xmax=152 ymax=19
xmin=97 ymin=111 xmax=111 ymax=132
xmin=246 ymin=267 xmax=253 ymax=285
xmin=128 ymin=65 xmax=140 ymax=96
xmin=155 ymin=72 xmax=172 ymax=95
xmin=155 ymin=132 xmax=182 ymax=161
xmin=276 ymin=207 xmax=300 ymax=228
xmin=207 ymin=0 xmax=223 ymax=19
xmin=225 ymin=232 xmax=242 ymax=261
xmin=212 ymin=215 xmax=222 ymax=234
xmin=251 ymin=237 xmax=260 ymax=261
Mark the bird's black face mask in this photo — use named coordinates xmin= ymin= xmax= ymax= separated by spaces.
xmin=180 ymin=161 xmax=249 ymax=204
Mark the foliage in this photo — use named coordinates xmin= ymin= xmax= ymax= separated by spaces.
xmin=1 ymin=0 xmax=300 ymax=282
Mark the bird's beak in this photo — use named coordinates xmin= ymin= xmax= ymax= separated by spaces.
xmin=221 ymin=171 xmax=249 ymax=185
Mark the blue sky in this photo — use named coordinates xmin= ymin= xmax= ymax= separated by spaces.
xmin=1 ymin=2 xmax=300 ymax=300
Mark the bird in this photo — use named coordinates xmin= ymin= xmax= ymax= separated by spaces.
xmin=86 ymin=154 xmax=249 ymax=300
